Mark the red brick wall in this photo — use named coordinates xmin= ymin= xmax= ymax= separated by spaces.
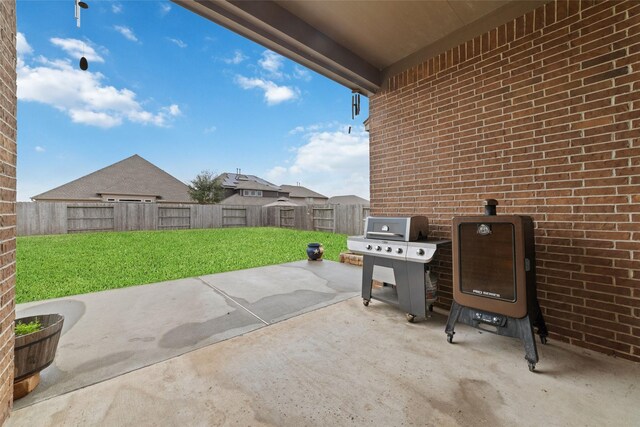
xmin=0 ymin=0 xmax=16 ymax=421
xmin=370 ymin=0 xmax=640 ymax=362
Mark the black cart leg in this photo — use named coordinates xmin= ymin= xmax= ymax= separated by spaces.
xmin=517 ymin=315 xmax=539 ymax=371
xmin=445 ymin=301 xmax=463 ymax=343
xmin=532 ymin=299 xmax=549 ymax=344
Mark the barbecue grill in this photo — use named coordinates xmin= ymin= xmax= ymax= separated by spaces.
xmin=347 ymin=216 xmax=450 ymax=322
xmin=444 ymin=200 xmax=548 ymax=371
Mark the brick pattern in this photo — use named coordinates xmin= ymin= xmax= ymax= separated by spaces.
xmin=0 ymin=0 xmax=16 ymax=421
xmin=339 ymin=252 xmax=364 ymax=267
xmin=370 ymin=0 xmax=640 ymax=362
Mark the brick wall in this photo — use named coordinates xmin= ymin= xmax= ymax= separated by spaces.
xmin=370 ymin=0 xmax=640 ymax=362
xmin=0 ymin=0 xmax=16 ymax=421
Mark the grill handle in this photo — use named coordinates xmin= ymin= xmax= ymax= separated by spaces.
xmin=366 ymin=231 xmax=404 ymax=238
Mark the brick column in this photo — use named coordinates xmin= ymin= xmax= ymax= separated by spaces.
xmin=0 ymin=0 xmax=17 ymax=421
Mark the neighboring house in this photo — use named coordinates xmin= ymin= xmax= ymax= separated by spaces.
xmin=32 ymin=154 xmax=194 ymax=204
xmin=217 ymin=171 xmax=288 ymax=206
xmin=280 ymin=184 xmax=328 ymax=205
xmin=216 ymin=172 xmax=327 ymax=206
xmin=327 ymin=195 xmax=369 ymax=205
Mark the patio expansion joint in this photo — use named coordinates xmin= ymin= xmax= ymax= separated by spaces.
xmin=195 ymin=277 xmax=270 ymax=326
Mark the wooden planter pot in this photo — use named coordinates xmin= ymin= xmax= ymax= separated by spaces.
xmin=14 ymin=314 xmax=64 ymax=399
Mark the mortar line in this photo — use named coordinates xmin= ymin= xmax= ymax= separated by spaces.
xmin=196 ymin=277 xmax=270 ymax=326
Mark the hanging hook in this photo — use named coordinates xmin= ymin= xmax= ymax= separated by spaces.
xmin=75 ymin=0 xmax=88 ymax=28
xmin=351 ymin=90 xmax=361 ymax=119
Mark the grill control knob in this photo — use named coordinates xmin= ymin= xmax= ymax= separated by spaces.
xmin=396 ymin=248 xmax=403 ymax=254
xmin=365 ymin=244 xmax=372 ymax=250
xmin=375 ymin=245 xmax=382 ymax=251
xmin=385 ymin=247 xmax=392 ymax=252
xmin=416 ymin=248 xmax=425 ymax=256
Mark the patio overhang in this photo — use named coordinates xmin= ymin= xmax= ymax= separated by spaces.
xmin=173 ymin=0 xmax=547 ymax=95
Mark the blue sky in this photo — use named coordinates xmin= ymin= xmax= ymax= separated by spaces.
xmin=16 ymin=0 xmax=369 ymax=201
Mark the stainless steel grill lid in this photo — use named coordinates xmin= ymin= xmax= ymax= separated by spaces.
xmin=364 ymin=216 xmax=428 ymax=242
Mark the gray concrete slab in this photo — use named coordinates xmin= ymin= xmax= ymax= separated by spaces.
xmin=15 ymin=277 xmax=264 ymax=409
xmin=14 ymin=260 xmax=360 ymax=409
xmin=200 ymin=260 xmax=361 ymax=324
xmin=8 ymin=298 xmax=640 ymax=427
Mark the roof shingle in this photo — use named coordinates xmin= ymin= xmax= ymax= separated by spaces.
xmin=32 ymin=155 xmax=193 ymax=203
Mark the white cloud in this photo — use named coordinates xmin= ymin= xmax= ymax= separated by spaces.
xmin=114 ymin=26 xmax=138 ymax=42
xmin=223 ymin=50 xmax=247 ymax=65
xmin=289 ymin=126 xmax=305 ymax=135
xmin=265 ymin=126 xmax=369 ymax=198
xmin=165 ymin=104 xmax=181 ymax=116
xmin=17 ymin=33 xmax=32 ymax=57
xmin=34 ymin=146 xmax=45 ymax=153
xmin=235 ymin=76 xmax=299 ymax=105
xmin=267 ymin=166 xmax=287 ymax=180
xmin=204 ymin=126 xmax=217 ymax=134
xmin=50 ymin=38 xmax=104 ymax=63
xmin=293 ymin=66 xmax=312 ymax=82
xmin=112 ymin=3 xmax=123 ymax=13
xmin=288 ymin=122 xmax=336 ymax=135
xmin=17 ymin=34 xmax=181 ymax=129
xmin=160 ymin=3 xmax=172 ymax=16
xmin=167 ymin=38 xmax=187 ymax=48
xmin=259 ymin=50 xmax=284 ymax=78
xmin=69 ymin=109 xmax=122 ymax=128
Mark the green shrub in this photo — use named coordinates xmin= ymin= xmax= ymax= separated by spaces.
xmin=15 ymin=319 xmax=42 ymax=336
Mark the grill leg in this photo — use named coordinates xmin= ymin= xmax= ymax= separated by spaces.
xmin=361 ymin=255 xmax=374 ymax=303
xmin=516 ymin=315 xmax=539 ymax=369
xmin=407 ymin=261 xmax=426 ymax=319
xmin=445 ymin=301 xmax=463 ymax=342
xmin=531 ymin=299 xmax=549 ymax=343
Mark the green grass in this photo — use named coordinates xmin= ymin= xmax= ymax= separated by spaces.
xmin=15 ymin=319 xmax=42 ymax=336
xmin=17 ymin=227 xmax=347 ymax=304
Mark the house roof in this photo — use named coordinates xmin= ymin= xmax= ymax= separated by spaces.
xmin=280 ymin=185 xmax=327 ymax=199
xmin=263 ymin=197 xmax=300 ymax=207
xmin=32 ymin=155 xmax=192 ymax=203
xmin=328 ymin=195 xmax=370 ymax=205
xmin=219 ymin=194 xmax=284 ymax=206
xmin=217 ymin=173 xmax=281 ymax=191
xmin=234 ymin=181 xmax=282 ymax=192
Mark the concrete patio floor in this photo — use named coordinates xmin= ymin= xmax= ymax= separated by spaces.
xmin=9 ymin=260 xmax=640 ymax=426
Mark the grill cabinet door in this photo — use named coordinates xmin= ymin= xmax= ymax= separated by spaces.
xmin=458 ymin=222 xmax=516 ymax=302
xmin=452 ymin=215 xmax=529 ymax=319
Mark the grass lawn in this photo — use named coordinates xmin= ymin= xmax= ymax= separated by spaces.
xmin=17 ymin=227 xmax=348 ymax=304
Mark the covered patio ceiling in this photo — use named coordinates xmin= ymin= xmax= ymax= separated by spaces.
xmin=173 ymin=0 xmax=547 ymax=95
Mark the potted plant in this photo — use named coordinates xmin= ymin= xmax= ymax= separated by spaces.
xmin=13 ymin=314 xmax=64 ymax=400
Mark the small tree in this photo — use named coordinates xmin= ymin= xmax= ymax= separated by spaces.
xmin=188 ymin=170 xmax=224 ymax=204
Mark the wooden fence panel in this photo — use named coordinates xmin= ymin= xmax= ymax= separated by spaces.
xmin=17 ymin=202 xmax=67 ymax=236
xmin=245 ymin=206 xmax=262 ymax=227
xmin=17 ymin=202 xmax=370 ymax=236
xmin=114 ymin=203 xmax=157 ymax=231
xmin=312 ymin=206 xmax=335 ymax=232
xmin=158 ymin=206 xmax=190 ymax=229
xmin=296 ymin=206 xmax=312 ymax=230
xmin=262 ymin=206 xmax=278 ymax=227
xmin=280 ymin=208 xmax=295 ymax=228
xmin=191 ymin=205 xmax=212 ymax=229
xmin=67 ymin=205 xmax=115 ymax=233
xmin=333 ymin=204 xmax=358 ymax=235
xmin=222 ymin=207 xmax=247 ymax=227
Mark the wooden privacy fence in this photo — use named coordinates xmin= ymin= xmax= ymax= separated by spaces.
xmin=17 ymin=202 xmax=370 ymax=236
